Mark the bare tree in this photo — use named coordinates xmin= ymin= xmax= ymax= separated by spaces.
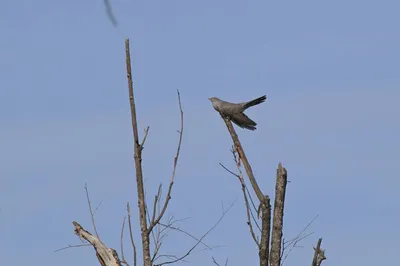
xmin=61 ymin=38 xmax=326 ymax=266
xmin=218 ymin=115 xmax=327 ymax=266
xmin=62 ymin=39 xmax=230 ymax=266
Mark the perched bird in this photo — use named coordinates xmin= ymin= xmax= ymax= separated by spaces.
xmin=208 ymin=95 xmax=267 ymax=131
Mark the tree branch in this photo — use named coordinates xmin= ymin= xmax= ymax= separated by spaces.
xmin=311 ymin=238 xmax=326 ymax=266
xmin=221 ymin=117 xmax=265 ymax=202
xmin=220 ymin=117 xmax=271 ymax=266
xmin=73 ymin=221 xmax=122 ymax=266
xmin=126 ymin=203 xmax=137 ymax=266
xmin=85 ymin=183 xmax=101 ymax=241
xmin=270 ymin=163 xmax=288 ymax=266
xmin=148 ymin=90 xmax=184 ymax=234
xmin=120 ymin=217 xmax=130 ymax=266
xmin=125 ymin=38 xmax=151 ymax=266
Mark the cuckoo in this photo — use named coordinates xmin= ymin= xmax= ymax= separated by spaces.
xmin=208 ymin=95 xmax=267 ymax=131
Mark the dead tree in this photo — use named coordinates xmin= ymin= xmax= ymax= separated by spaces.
xmin=219 ymin=116 xmax=326 ymax=266
xmin=66 ymin=39 xmax=230 ymax=266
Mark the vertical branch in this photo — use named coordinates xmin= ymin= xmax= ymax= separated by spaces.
xmin=127 ymin=203 xmax=137 ymax=266
xmin=269 ymin=163 xmax=288 ymax=266
xmin=258 ymin=199 xmax=271 ymax=266
xmin=311 ymin=238 xmax=326 ymax=266
xmin=125 ymin=38 xmax=152 ymax=266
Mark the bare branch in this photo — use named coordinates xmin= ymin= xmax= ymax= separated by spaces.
xmin=148 ymin=90 xmax=184 ymax=234
xmin=84 ymin=183 xmax=100 ymax=240
xmin=220 ymin=117 xmax=271 ymax=266
xmin=125 ymin=38 xmax=151 ymax=266
xmin=270 ymin=163 xmax=288 ymax=266
xmin=120 ymin=216 xmax=130 ymax=266
xmin=218 ymin=163 xmax=239 ymax=178
xmin=212 ymin=257 xmax=228 ymax=266
xmin=311 ymin=238 xmax=326 ymax=266
xmin=221 ymin=117 xmax=265 ymax=202
xmin=151 ymin=184 xmax=162 ymax=225
xmin=154 ymin=202 xmax=234 ymax=266
xmin=230 ymin=150 xmax=259 ymax=247
xmin=93 ymin=201 xmax=103 ymax=215
xmin=54 ymin=244 xmax=91 ymax=252
xmin=73 ymin=221 xmax=122 ymax=266
xmin=158 ymin=222 xmax=213 ymax=250
xmin=140 ymin=126 xmax=150 ymax=149
xmin=126 ymin=203 xmax=137 ymax=266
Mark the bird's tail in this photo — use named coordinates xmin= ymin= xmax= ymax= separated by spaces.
xmin=243 ymin=95 xmax=267 ymax=109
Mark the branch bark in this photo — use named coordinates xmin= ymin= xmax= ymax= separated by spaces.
xmin=125 ymin=38 xmax=151 ymax=266
xmin=311 ymin=238 xmax=326 ymax=266
xmin=73 ymin=221 xmax=122 ymax=266
xmin=221 ymin=117 xmax=271 ymax=266
xmin=269 ymin=163 xmax=288 ymax=266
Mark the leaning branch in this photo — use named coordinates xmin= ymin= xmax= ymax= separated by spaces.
xmin=221 ymin=117 xmax=271 ymax=266
xmin=221 ymin=117 xmax=265 ymax=202
xmin=73 ymin=221 xmax=122 ymax=266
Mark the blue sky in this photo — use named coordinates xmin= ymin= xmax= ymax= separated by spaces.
xmin=1 ymin=0 xmax=399 ymax=265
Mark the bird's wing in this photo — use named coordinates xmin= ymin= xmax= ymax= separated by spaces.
xmin=230 ymin=113 xmax=257 ymax=131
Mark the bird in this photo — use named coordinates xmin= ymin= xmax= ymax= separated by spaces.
xmin=208 ymin=95 xmax=267 ymax=130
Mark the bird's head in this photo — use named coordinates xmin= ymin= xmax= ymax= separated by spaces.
xmin=208 ymin=97 xmax=219 ymax=103
xmin=208 ymin=97 xmax=221 ymax=111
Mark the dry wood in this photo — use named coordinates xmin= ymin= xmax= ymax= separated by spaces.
xmin=73 ymin=221 xmax=122 ymax=266
xmin=311 ymin=238 xmax=326 ymax=266
xmin=269 ymin=163 xmax=288 ymax=266
xmin=220 ymin=117 xmax=271 ymax=266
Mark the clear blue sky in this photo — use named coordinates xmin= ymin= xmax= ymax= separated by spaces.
xmin=1 ymin=1 xmax=399 ymax=265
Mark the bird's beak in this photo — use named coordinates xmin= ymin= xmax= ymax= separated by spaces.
xmin=208 ymin=97 xmax=211 ymax=101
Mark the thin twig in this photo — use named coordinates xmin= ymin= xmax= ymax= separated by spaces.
xmin=158 ymin=222 xmax=213 ymax=250
xmin=281 ymin=215 xmax=319 ymax=265
xmin=218 ymin=163 xmax=239 ymax=178
xmin=151 ymin=184 xmax=162 ymax=225
xmin=127 ymin=203 xmax=137 ymax=266
xmin=140 ymin=126 xmax=150 ymax=149
xmin=54 ymin=244 xmax=91 ymax=252
xmin=93 ymin=201 xmax=103 ymax=215
xmin=84 ymin=183 xmax=100 ymax=240
xmin=148 ymin=90 xmax=184 ymax=234
xmin=120 ymin=216 xmax=130 ymax=266
xmin=231 ymin=150 xmax=259 ymax=247
xmin=212 ymin=257 xmax=229 ymax=266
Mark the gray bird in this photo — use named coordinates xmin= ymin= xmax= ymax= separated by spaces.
xmin=208 ymin=95 xmax=267 ymax=131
